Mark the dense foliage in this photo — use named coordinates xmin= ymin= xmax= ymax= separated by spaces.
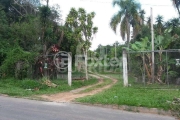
xmin=0 ymin=0 xmax=97 ymax=79
xmin=0 ymin=0 xmax=180 ymax=82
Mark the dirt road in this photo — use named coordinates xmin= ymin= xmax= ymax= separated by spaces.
xmin=39 ymin=74 xmax=118 ymax=102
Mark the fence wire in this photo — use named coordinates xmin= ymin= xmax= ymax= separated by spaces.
xmin=128 ymin=49 xmax=180 ymax=88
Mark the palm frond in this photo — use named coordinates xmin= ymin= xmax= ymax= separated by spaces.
xmin=171 ymin=0 xmax=180 ymax=16
xmin=120 ymin=17 xmax=127 ymax=40
xmin=111 ymin=0 xmax=142 ymax=43
xmin=112 ymin=0 xmax=120 ymax=7
xmin=110 ymin=11 xmax=122 ymax=33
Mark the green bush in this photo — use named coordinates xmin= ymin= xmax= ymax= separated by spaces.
xmin=0 ymin=46 xmax=37 ymax=79
xmin=170 ymin=97 xmax=180 ymax=118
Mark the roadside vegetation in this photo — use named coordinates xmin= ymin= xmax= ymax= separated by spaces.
xmin=0 ymin=77 xmax=98 ymax=97
xmin=76 ymin=73 xmax=180 ymax=111
xmin=0 ymin=0 xmax=180 ymax=118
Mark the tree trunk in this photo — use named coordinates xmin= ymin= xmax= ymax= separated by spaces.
xmin=57 ymin=31 xmax=64 ymax=47
xmin=126 ymin=18 xmax=131 ymax=71
xmin=144 ymin=59 xmax=152 ymax=82
xmin=157 ymin=51 xmax=163 ymax=83
xmin=141 ymin=54 xmax=153 ymax=83
xmin=127 ymin=19 xmax=131 ymax=48
xmin=176 ymin=4 xmax=180 ymax=17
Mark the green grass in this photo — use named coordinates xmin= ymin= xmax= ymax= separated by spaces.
xmin=0 ymin=77 xmax=98 ymax=97
xmin=76 ymin=73 xmax=180 ymax=110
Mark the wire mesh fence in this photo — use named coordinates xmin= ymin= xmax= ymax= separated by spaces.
xmin=128 ymin=49 xmax=180 ymax=88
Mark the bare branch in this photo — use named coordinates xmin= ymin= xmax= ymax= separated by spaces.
xmin=10 ymin=4 xmax=24 ymax=16
xmin=13 ymin=0 xmax=28 ymax=15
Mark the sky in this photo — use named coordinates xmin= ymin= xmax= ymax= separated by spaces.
xmin=47 ymin=0 xmax=179 ymax=50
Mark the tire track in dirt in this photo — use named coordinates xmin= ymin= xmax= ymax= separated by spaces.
xmin=39 ymin=74 xmax=118 ymax=103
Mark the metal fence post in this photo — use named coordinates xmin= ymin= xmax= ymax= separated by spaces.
xmin=142 ymin=52 xmax=146 ymax=86
xmin=166 ymin=51 xmax=169 ymax=87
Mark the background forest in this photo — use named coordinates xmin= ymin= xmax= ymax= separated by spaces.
xmin=0 ymin=0 xmax=180 ymax=84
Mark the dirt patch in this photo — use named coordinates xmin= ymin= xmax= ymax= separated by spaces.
xmin=39 ymin=74 xmax=118 ymax=103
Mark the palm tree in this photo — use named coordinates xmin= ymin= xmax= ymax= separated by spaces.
xmin=165 ymin=18 xmax=178 ymax=28
xmin=170 ymin=18 xmax=180 ymax=27
xmin=110 ymin=0 xmax=141 ymax=48
xmin=171 ymin=0 xmax=180 ymax=16
xmin=147 ymin=17 xmax=151 ymax=28
xmin=131 ymin=5 xmax=142 ymax=39
xmin=155 ymin=15 xmax=164 ymax=35
xmin=165 ymin=18 xmax=180 ymax=35
xmin=139 ymin=9 xmax=145 ymax=25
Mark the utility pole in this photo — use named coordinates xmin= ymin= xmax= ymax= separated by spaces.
xmin=115 ymin=42 xmax=117 ymax=58
xmin=151 ymin=7 xmax=154 ymax=83
xmin=106 ymin=46 xmax=107 ymax=55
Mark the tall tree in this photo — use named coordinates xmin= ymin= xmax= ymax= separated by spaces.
xmin=171 ymin=0 xmax=180 ymax=16
xmin=165 ymin=18 xmax=180 ymax=48
xmin=147 ymin=17 xmax=151 ymax=28
xmin=155 ymin=15 xmax=164 ymax=35
xmin=0 ymin=0 xmax=40 ymax=23
xmin=165 ymin=18 xmax=180 ymax=35
xmin=110 ymin=0 xmax=141 ymax=48
xmin=65 ymin=8 xmax=98 ymax=80
xmin=139 ymin=9 xmax=145 ymax=25
xmin=131 ymin=5 xmax=142 ymax=39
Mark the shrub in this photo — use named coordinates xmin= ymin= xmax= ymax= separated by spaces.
xmin=0 ymin=46 xmax=37 ymax=79
xmin=170 ymin=97 xmax=180 ymax=118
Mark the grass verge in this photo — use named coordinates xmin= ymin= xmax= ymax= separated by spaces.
xmin=76 ymin=73 xmax=180 ymax=111
xmin=0 ymin=76 xmax=98 ymax=97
